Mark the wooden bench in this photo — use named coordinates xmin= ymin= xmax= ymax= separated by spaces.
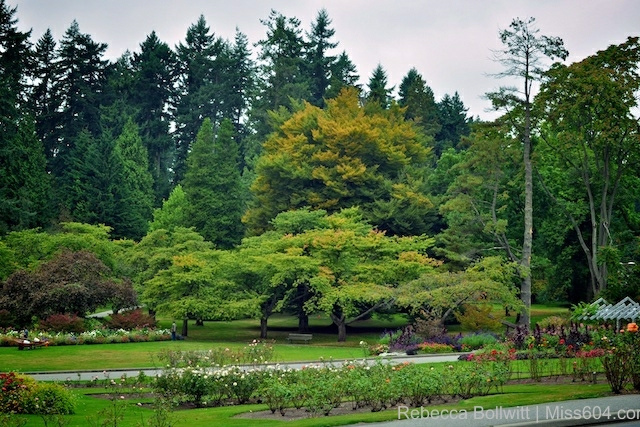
xmin=15 ymin=338 xmax=48 ymax=350
xmin=287 ymin=333 xmax=313 ymax=344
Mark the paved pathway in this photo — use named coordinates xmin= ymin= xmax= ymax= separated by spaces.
xmin=369 ymin=395 xmax=640 ymax=427
xmin=24 ymin=352 xmax=465 ymax=382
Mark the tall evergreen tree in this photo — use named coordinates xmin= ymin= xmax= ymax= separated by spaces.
xmin=435 ymin=92 xmax=471 ymax=152
xmin=305 ymin=8 xmax=337 ymax=107
xmin=324 ymin=51 xmax=360 ymax=99
xmin=366 ymin=64 xmax=393 ymax=109
xmin=51 ymin=20 xmax=109 ymax=176
xmin=0 ymin=0 xmax=31 ymax=131
xmin=30 ymin=29 xmax=60 ymax=160
xmin=488 ymin=17 xmax=568 ymax=327
xmin=398 ymin=68 xmax=441 ymax=142
xmin=227 ymin=29 xmax=255 ymax=171
xmin=113 ymin=119 xmax=154 ymax=240
xmin=251 ymin=10 xmax=309 ymax=140
xmin=183 ymin=118 xmax=244 ymax=248
xmin=172 ymin=15 xmax=231 ymax=184
xmin=131 ymin=31 xmax=177 ymax=203
xmin=0 ymin=118 xmax=51 ymax=234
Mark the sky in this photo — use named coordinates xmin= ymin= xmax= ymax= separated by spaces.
xmin=9 ymin=0 xmax=640 ymax=121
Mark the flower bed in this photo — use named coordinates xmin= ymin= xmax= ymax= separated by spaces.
xmin=0 ymin=327 xmax=171 ymax=347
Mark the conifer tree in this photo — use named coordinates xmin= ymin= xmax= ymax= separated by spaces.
xmin=113 ymin=119 xmax=154 ymax=240
xmin=366 ymin=64 xmax=393 ymax=109
xmin=183 ymin=118 xmax=244 ymax=248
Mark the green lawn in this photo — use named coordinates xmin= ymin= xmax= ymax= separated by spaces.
xmin=1 ymin=313 xmax=408 ymax=372
xmin=0 ymin=306 xmax=574 ymax=372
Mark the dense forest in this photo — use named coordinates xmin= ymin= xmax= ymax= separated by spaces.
xmin=1 ymin=2 xmax=639 ymax=338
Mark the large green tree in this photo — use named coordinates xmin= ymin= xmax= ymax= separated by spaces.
xmin=50 ymin=20 xmax=109 ymax=175
xmin=244 ymin=87 xmax=432 ymax=236
xmin=398 ymin=68 xmax=441 ymax=142
xmin=131 ymin=31 xmax=177 ymax=203
xmin=536 ymin=37 xmax=640 ymax=298
xmin=0 ymin=118 xmax=51 ymax=234
xmin=305 ymin=8 xmax=338 ymax=107
xmin=113 ymin=118 xmax=154 ymax=240
xmin=182 ymin=118 xmax=244 ymax=248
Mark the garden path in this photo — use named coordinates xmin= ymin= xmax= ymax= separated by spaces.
xmin=24 ymin=352 xmax=465 ymax=382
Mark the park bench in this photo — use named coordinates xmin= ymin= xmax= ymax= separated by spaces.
xmin=14 ymin=338 xmax=48 ymax=350
xmin=286 ymin=333 xmax=313 ymax=344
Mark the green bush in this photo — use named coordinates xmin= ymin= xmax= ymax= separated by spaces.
xmin=23 ymin=383 xmax=75 ymax=415
xmin=459 ymin=333 xmax=498 ymax=350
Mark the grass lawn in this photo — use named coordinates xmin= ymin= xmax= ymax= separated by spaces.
xmin=0 ymin=313 xmax=409 ymax=372
xmin=0 ymin=305 xmax=573 ymax=373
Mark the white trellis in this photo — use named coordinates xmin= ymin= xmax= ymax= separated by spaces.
xmin=582 ymin=296 xmax=640 ymax=330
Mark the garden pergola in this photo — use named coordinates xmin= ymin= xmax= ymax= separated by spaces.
xmin=583 ymin=296 xmax=640 ymax=330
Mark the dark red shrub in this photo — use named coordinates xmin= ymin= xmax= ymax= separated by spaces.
xmin=39 ymin=313 xmax=86 ymax=333
xmin=106 ymin=309 xmax=156 ymax=330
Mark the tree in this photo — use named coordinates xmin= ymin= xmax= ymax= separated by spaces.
xmin=148 ymin=185 xmax=190 ymax=232
xmin=113 ymin=118 xmax=154 ymax=240
xmin=536 ymin=37 xmax=640 ymax=298
xmin=0 ymin=250 xmax=136 ymax=327
xmin=438 ymin=122 xmax=522 ymax=268
xmin=324 ymin=51 xmax=359 ymax=100
xmin=30 ymin=29 xmax=60 ymax=161
xmin=486 ymin=17 xmax=568 ymax=327
xmin=50 ymin=20 xmax=109 ymax=176
xmin=250 ymin=9 xmax=310 ymax=141
xmin=298 ymin=208 xmax=437 ymax=341
xmin=172 ymin=15 xmax=230 ymax=183
xmin=0 ymin=0 xmax=31 ymax=133
xmin=434 ymin=92 xmax=471 ymax=154
xmin=397 ymin=256 xmax=523 ymax=328
xmin=366 ymin=64 xmax=393 ymax=109
xmin=131 ymin=31 xmax=177 ymax=203
xmin=398 ymin=68 xmax=441 ymax=141
xmin=244 ymin=87 xmax=432 ymax=236
xmin=236 ymin=208 xmax=436 ymax=341
xmin=305 ymin=8 xmax=338 ymax=107
xmin=0 ymin=118 xmax=51 ymax=234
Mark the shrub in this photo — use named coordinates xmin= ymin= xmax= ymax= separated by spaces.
xmin=39 ymin=313 xmax=85 ymax=334
xmin=0 ymin=372 xmax=31 ymax=414
xmin=23 ymin=383 xmax=75 ymax=415
xmin=536 ymin=315 xmax=568 ymax=330
xmin=417 ymin=342 xmax=455 ymax=354
xmin=105 ymin=309 xmax=156 ymax=330
xmin=458 ymin=332 xmax=499 ymax=350
xmin=455 ymin=304 xmax=503 ymax=331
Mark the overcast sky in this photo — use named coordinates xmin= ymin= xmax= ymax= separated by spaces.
xmin=9 ymin=0 xmax=640 ymax=120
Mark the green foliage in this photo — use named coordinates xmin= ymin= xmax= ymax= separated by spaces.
xmin=245 ymin=87 xmax=432 ymax=236
xmin=454 ymin=304 xmax=504 ymax=331
xmin=23 ymin=383 xmax=76 ymax=415
xmin=458 ymin=333 xmax=499 ymax=350
xmin=183 ymin=118 xmax=244 ymax=248
xmin=148 ymin=185 xmax=189 ymax=232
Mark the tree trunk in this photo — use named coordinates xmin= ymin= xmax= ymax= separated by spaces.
xmin=330 ymin=312 xmax=347 ymax=342
xmin=195 ymin=318 xmax=204 ymax=326
xmin=519 ymin=89 xmax=533 ymax=330
xmin=296 ymin=283 xmax=310 ymax=333
xmin=181 ymin=318 xmax=188 ymax=337
xmin=298 ymin=313 xmax=309 ymax=333
xmin=260 ymin=317 xmax=268 ymax=339
xmin=337 ymin=321 xmax=346 ymax=342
